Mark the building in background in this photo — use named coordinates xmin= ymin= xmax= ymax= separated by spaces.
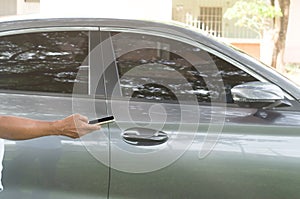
xmin=172 ymin=0 xmax=300 ymax=63
xmin=173 ymin=0 xmax=258 ymax=39
xmin=0 ymin=0 xmax=298 ymax=64
xmin=0 ymin=0 xmax=172 ymax=20
xmin=40 ymin=0 xmax=172 ymax=21
xmin=0 ymin=0 xmax=40 ymax=16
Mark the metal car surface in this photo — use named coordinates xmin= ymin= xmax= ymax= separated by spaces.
xmin=0 ymin=17 xmax=299 ymax=199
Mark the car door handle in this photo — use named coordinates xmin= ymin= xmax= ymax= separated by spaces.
xmin=122 ymin=127 xmax=168 ymax=146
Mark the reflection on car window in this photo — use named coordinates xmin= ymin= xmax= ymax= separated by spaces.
xmin=110 ymin=32 xmax=258 ymax=104
xmin=0 ymin=31 xmax=89 ymax=94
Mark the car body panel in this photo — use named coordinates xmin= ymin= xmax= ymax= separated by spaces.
xmin=100 ymin=22 xmax=300 ymax=199
xmin=107 ymin=100 xmax=300 ymax=199
xmin=0 ymin=21 xmax=110 ymax=199
xmin=0 ymin=93 xmax=109 ymax=199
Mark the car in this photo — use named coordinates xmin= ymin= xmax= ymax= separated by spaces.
xmin=0 ymin=16 xmax=299 ymax=199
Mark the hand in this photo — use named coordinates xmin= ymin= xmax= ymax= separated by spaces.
xmin=54 ymin=114 xmax=101 ymax=138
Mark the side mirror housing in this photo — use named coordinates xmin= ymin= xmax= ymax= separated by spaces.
xmin=231 ymin=81 xmax=292 ymax=109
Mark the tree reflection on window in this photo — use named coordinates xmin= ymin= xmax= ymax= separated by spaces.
xmin=0 ymin=31 xmax=89 ymax=94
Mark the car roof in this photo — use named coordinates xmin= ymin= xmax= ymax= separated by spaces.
xmin=0 ymin=16 xmax=214 ymax=43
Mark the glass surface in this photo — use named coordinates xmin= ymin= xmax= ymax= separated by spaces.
xmin=110 ymin=32 xmax=258 ymax=104
xmin=0 ymin=31 xmax=89 ymax=94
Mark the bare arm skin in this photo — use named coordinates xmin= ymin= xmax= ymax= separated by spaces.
xmin=0 ymin=114 xmax=101 ymax=140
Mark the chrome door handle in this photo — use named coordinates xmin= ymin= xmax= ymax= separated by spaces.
xmin=122 ymin=127 xmax=168 ymax=146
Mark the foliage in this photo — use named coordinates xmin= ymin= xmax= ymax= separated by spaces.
xmin=286 ymin=63 xmax=300 ymax=73
xmin=224 ymin=0 xmax=282 ymax=37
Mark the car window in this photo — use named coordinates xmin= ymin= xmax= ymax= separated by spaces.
xmin=0 ymin=31 xmax=89 ymax=94
xmin=109 ymin=31 xmax=258 ymax=104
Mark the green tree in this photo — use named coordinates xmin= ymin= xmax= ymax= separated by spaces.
xmin=224 ymin=0 xmax=290 ymax=71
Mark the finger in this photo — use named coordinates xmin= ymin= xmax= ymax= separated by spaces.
xmin=87 ymin=124 xmax=101 ymax=131
xmin=84 ymin=124 xmax=101 ymax=132
xmin=77 ymin=114 xmax=89 ymax=123
xmin=72 ymin=133 xmax=80 ymax=139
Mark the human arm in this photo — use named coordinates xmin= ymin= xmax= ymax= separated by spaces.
xmin=0 ymin=114 xmax=100 ymax=140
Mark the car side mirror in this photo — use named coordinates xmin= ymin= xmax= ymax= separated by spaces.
xmin=231 ymin=81 xmax=292 ymax=109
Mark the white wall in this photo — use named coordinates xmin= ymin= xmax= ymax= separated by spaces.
xmin=40 ymin=0 xmax=172 ymax=21
xmin=16 ymin=0 xmax=40 ymax=15
xmin=0 ymin=0 xmax=39 ymax=17
xmin=0 ymin=0 xmax=17 ymax=16
xmin=285 ymin=0 xmax=300 ymax=63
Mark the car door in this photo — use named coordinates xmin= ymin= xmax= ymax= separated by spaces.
xmin=102 ymin=28 xmax=300 ymax=199
xmin=0 ymin=27 xmax=109 ymax=199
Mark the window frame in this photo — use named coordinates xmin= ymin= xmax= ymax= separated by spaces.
xmin=101 ymin=27 xmax=294 ymax=105
xmin=0 ymin=26 xmax=100 ymax=98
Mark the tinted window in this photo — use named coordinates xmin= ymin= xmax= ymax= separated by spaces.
xmin=110 ymin=32 xmax=258 ymax=104
xmin=0 ymin=31 xmax=89 ymax=94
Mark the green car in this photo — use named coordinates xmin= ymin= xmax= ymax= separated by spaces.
xmin=0 ymin=17 xmax=299 ymax=199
